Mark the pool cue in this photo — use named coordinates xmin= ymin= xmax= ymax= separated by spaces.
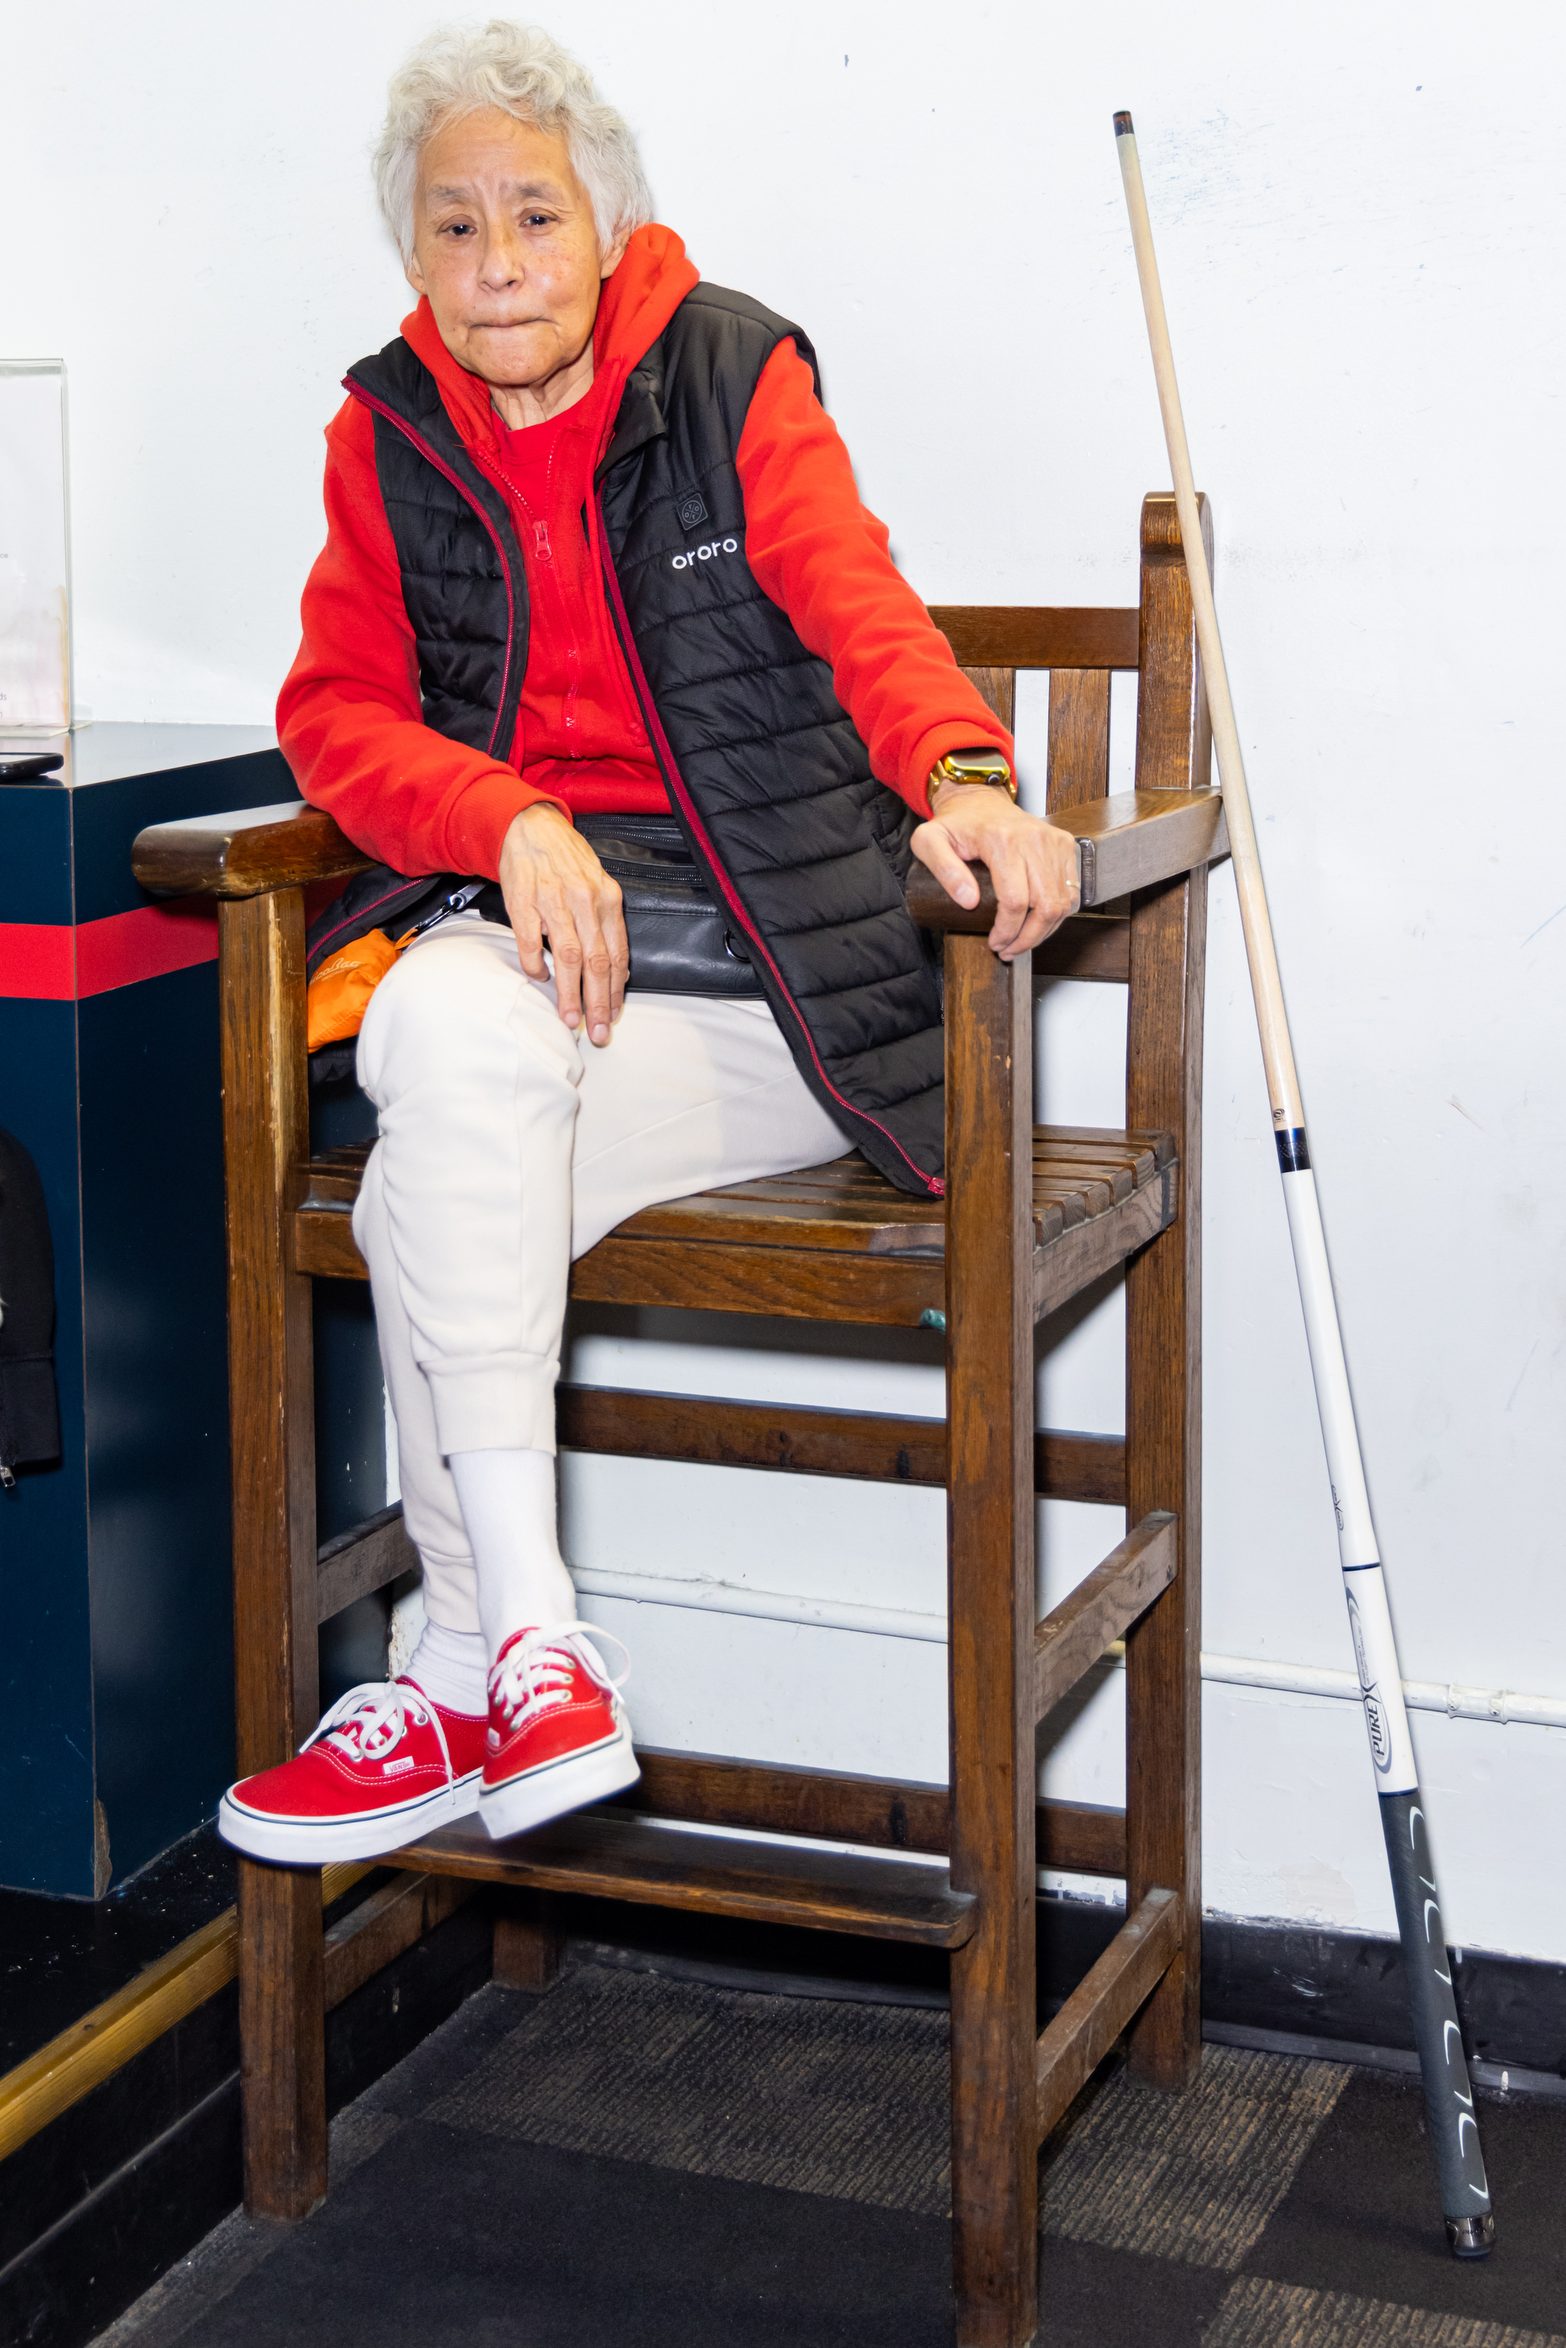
xmin=1112 ymin=109 xmax=1494 ymax=2257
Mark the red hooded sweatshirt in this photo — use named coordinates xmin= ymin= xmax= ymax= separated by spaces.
xmin=277 ymin=227 xmax=1013 ymax=882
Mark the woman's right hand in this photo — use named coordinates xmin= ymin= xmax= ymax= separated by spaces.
xmin=498 ymin=805 xmax=628 ymax=1047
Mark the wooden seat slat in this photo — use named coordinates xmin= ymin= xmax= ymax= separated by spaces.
xmin=609 ymin=1192 xmax=948 ymax=1249
xmin=1034 ymin=1170 xmax=1113 ymax=1215
xmin=293 ymin=1125 xmax=1177 ymax=1315
xmin=295 ymin=1128 xmax=1173 ymax=1269
xmin=1044 ymin=1123 xmax=1177 ymax=1169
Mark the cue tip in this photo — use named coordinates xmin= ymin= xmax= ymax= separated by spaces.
xmin=1113 ymin=110 xmax=1135 ymax=136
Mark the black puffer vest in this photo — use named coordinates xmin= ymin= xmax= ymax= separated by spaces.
xmin=345 ymin=283 xmax=946 ymax=1194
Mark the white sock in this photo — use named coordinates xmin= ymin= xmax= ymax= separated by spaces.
xmin=449 ymin=1447 xmax=577 ymax=1666
xmin=403 ymin=1620 xmax=488 ymax=1716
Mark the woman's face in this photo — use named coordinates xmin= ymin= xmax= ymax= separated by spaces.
xmin=406 ymin=108 xmax=626 ymax=397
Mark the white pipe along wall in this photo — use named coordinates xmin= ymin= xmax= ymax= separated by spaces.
xmin=567 ymin=1562 xmax=1566 ymax=1735
xmin=9 ymin=1 xmax=1561 ymax=1960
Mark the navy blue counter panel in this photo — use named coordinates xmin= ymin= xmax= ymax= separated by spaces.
xmin=79 ymin=963 xmax=233 ymax=1883
xmin=0 ymin=994 xmax=97 ymax=1895
xmin=0 ymin=732 xmax=387 ymax=1896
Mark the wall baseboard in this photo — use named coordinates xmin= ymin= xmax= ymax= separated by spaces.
xmin=570 ymin=1889 xmax=1566 ymax=2090
xmin=0 ymin=1900 xmax=492 ymax=2348
xmin=1197 ymin=1907 xmax=1566 ymax=2087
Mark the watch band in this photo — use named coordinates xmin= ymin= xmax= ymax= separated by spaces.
xmin=929 ymin=747 xmax=1018 ymax=804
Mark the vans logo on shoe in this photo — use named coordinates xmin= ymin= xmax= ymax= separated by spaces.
xmin=382 ymin=1756 xmax=416 ymax=1775
xmin=671 ymin=536 xmax=739 ymax=572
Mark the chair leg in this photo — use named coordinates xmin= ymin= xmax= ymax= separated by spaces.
xmin=239 ymin=1860 xmax=328 ymax=2219
xmin=1124 ymin=869 xmax=1205 ymax=2090
xmin=493 ymin=1893 xmax=564 ymax=1992
xmin=949 ymin=1729 xmax=1039 ymax=2348
xmin=945 ymin=934 xmax=1040 ymax=2348
xmin=220 ymin=892 xmax=327 ymax=2212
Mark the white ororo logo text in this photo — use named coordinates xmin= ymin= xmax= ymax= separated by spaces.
xmin=672 ymin=537 xmax=739 ymax=570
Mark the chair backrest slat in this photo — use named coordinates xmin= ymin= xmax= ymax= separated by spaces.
xmin=958 ymin=665 xmax=1017 ymax=731
xmin=929 ymin=606 xmax=1138 ymax=671
xmin=1045 ymin=670 xmax=1112 ymax=814
xmin=933 ymin=505 xmax=1204 ymax=1001
xmin=937 ymin=605 xmax=1134 ymax=823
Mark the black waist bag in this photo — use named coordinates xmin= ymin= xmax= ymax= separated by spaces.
xmin=501 ymin=812 xmax=762 ymax=997
xmin=305 ymin=812 xmax=761 ymax=1087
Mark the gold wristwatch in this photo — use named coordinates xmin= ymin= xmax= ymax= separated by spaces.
xmin=929 ymin=746 xmax=1018 ymax=806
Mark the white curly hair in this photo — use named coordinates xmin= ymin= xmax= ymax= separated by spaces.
xmin=373 ymin=20 xmax=654 ymax=264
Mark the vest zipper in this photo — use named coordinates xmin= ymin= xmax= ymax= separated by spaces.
xmin=344 ymin=381 xmax=520 ymax=764
xmin=309 ymin=876 xmax=441 ymax=967
xmin=593 ymin=493 xmax=943 ymax=1199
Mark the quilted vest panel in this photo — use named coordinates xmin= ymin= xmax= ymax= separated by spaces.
xmin=346 ymin=285 xmax=946 ymax=1192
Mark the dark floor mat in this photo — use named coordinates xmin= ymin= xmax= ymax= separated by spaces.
xmin=1204 ymin=2275 xmax=1566 ymax=2347
xmin=106 ymin=2119 xmax=1231 ymax=2348
xmin=430 ymin=1959 xmax=953 ymax=2214
xmin=1245 ymin=2070 xmax=1566 ymax=2336
xmin=1040 ymin=2041 xmax=1347 ymax=2268
xmin=93 ymin=1962 xmax=1566 ymax=2348
xmin=148 ymin=2125 xmax=954 ymax=2348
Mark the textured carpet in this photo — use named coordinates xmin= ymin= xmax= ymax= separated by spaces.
xmin=95 ymin=1960 xmax=1566 ymax=2348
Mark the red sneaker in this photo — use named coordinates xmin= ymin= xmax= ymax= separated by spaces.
xmin=480 ymin=1623 xmax=639 ymax=1841
xmin=217 ymin=1678 xmax=486 ymax=1864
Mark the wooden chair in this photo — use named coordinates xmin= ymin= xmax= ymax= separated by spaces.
xmin=133 ymin=491 xmax=1222 ymax=2348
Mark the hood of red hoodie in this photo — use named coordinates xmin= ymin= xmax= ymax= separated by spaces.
xmin=399 ymin=223 xmax=700 ymax=464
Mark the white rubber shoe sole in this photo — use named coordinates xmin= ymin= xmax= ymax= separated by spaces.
xmin=478 ymin=1722 xmax=640 ymax=1843
xmin=217 ymin=1768 xmax=483 ymax=1865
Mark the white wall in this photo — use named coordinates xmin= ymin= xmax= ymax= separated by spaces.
xmin=10 ymin=0 xmax=1563 ymax=1957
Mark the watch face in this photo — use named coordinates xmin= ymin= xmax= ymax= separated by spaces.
xmin=942 ymin=752 xmax=1013 ymax=790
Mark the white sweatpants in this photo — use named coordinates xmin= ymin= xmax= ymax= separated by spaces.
xmin=352 ymin=911 xmax=847 ymax=1636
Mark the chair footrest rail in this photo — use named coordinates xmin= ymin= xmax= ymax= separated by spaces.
xmin=1034 ymin=1512 xmax=1177 ymax=1725
xmin=400 ymin=1809 xmax=979 ymax=1948
xmin=1035 ymin=1886 xmax=1181 ymax=2142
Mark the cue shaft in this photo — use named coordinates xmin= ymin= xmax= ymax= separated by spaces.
xmin=1111 ymin=108 xmax=1494 ymax=2252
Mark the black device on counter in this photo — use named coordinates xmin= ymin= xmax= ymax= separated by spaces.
xmin=0 ymin=752 xmax=66 ymax=783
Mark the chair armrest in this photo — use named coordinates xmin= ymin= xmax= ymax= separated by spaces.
xmin=132 ymin=801 xmax=372 ymax=899
xmin=906 ymin=787 xmax=1227 ymax=931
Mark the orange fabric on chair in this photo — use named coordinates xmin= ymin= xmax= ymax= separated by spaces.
xmin=305 ymin=926 xmax=414 ymax=1052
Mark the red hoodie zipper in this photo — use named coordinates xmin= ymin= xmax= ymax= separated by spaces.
xmin=593 ymin=493 xmax=944 ymax=1200
xmin=344 ymin=379 xmax=519 ymax=763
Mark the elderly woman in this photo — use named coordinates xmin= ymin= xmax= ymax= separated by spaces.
xmin=219 ymin=21 xmax=1078 ymax=1864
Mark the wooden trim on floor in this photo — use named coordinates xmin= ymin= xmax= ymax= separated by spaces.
xmin=0 ymin=1862 xmax=470 ymax=2165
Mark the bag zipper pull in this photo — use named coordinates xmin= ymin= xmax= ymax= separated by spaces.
xmin=0 ymin=1462 xmax=15 ymax=1492
xmin=410 ymin=881 xmax=488 ymax=938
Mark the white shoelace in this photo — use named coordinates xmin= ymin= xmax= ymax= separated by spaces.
xmin=488 ymin=1623 xmax=631 ymax=1731
xmin=301 ymin=1679 xmax=452 ymax=1775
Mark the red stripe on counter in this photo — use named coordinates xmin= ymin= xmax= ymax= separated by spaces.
xmin=0 ymin=924 xmax=75 ymax=999
xmin=0 ymin=903 xmax=219 ymax=1001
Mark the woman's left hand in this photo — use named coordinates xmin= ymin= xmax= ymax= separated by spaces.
xmin=910 ymin=784 xmax=1081 ymax=959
